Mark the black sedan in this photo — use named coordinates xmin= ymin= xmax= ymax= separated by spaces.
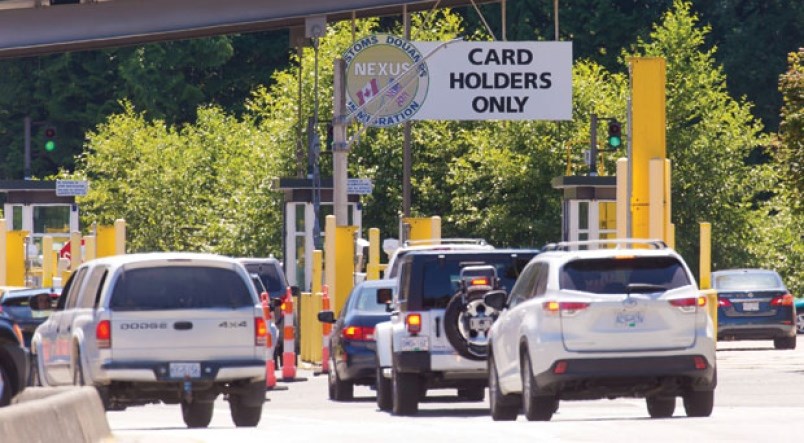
xmin=0 ymin=287 xmax=60 ymax=348
xmin=0 ymin=313 xmax=28 ymax=406
xmin=318 ymin=280 xmax=394 ymax=401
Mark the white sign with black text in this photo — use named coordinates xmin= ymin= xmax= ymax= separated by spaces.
xmin=55 ymin=179 xmax=89 ymax=197
xmin=413 ymin=41 xmax=572 ymax=121
xmin=347 ymin=178 xmax=373 ymax=195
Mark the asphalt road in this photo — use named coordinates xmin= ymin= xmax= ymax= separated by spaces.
xmin=108 ymin=340 xmax=804 ymax=442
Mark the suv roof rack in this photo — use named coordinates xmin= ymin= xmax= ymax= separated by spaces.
xmin=542 ymin=239 xmax=668 ymax=252
xmin=402 ymin=238 xmax=489 ymax=247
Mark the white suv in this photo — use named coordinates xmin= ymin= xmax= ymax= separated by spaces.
xmin=485 ymin=239 xmax=716 ymax=421
xmin=31 ymin=252 xmax=268 ymax=428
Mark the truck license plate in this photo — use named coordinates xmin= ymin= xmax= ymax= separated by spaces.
xmin=169 ymin=362 xmax=201 ymax=378
xmin=400 ymin=336 xmax=429 ymax=352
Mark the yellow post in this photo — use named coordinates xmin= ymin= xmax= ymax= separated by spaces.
xmin=114 ymin=219 xmax=126 ymax=255
xmin=0 ymin=219 xmax=6 ymax=286
xmin=334 ymin=225 xmax=356 ymax=316
xmin=667 ymin=223 xmax=676 ymax=249
xmin=83 ymin=235 xmax=96 ymax=262
xmin=664 ymin=159 xmax=673 ymax=245
xmin=701 ymin=288 xmax=718 ymax=340
xmin=616 ymin=159 xmax=629 ymax=239
xmin=6 ymin=231 xmax=27 ymax=286
xmin=629 ymin=57 xmax=666 ymax=239
xmin=311 ymin=292 xmax=323 ymax=363
xmin=325 ymin=215 xmax=336 ymax=306
xmin=42 ymin=236 xmax=54 ymax=288
xmin=367 ymin=228 xmax=381 ymax=280
xmin=312 ymin=250 xmax=323 ymax=295
xmin=404 ymin=217 xmax=435 ymax=242
xmin=96 ymin=225 xmax=115 ymax=258
xmin=648 ymin=158 xmax=665 ymax=240
xmin=70 ymin=231 xmax=82 ymax=271
xmin=300 ymin=292 xmax=312 ymax=361
xmin=699 ymin=222 xmax=712 ymax=290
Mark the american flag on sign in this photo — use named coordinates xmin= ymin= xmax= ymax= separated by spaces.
xmin=356 ymin=79 xmax=379 ymax=106
xmin=386 ymin=78 xmax=409 ymax=107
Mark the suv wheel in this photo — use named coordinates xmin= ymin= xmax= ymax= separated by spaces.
xmin=646 ymin=396 xmax=676 ymax=418
xmin=182 ymin=400 xmax=214 ymax=428
xmin=773 ymin=336 xmax=796 ymax=350
xmin=229 ymin=396 xmax=263 ymax=427
xmin=392 ymin=369 xmax=420 ymax=416
xmin=489 ymin=354 xmax=519 ymax=421
xmin=521 ymin=352 xmax=555 ymax=421
xmin=682 ymin=390 xmax=714 ymax=417
xmin=328 ymin=358 xmax=354 ymax=401
xmin=376 ymin=366 xmax=392 ymax=411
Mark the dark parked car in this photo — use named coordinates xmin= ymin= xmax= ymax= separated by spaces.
xmin=713 ymin=269 xmax=796 ymax=349
xmin=795 ymin=298 xmax=804 ymax=335
xmin=318 ymin=279 xmax=395 ymax=401
xmin=0 ymin=313 xmax=28 ymax=406
xmin=0 ymin=287 xmax=60 ymax=347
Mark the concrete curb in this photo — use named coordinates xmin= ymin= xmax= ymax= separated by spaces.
xmin=0 ymin=387 xmax=111 ymax=443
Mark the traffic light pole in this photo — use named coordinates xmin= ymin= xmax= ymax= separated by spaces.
xmin=23 ymin=116 xmax=31 ymax=180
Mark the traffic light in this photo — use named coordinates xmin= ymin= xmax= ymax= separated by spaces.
xmin=607 ymin=120 xmax=622 ymax=149
xmin=43 ymin=127 xmax=56 ymax=152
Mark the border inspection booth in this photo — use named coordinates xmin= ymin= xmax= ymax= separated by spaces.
xmin=275 ymin=177 xmax=363 ymax=292
xmin=0 ymin=180 xmax=81 ymax=286
xmin=551 ymin=176 xmax=617 ymax=244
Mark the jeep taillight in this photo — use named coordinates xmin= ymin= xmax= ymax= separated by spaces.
xmin=770 ymin=294 xmax=793 ymax=307
xmin=96 ymin=320 xmax=111 ymax=349
xmin=255 ymin=317 xmax=268 ymax=347
xmin=406 ymin=313 xmax=422 ymax=335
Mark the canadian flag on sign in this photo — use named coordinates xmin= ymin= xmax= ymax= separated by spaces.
xmin=356 ymin=78 xmax=380 ymax=106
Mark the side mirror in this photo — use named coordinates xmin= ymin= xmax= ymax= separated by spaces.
xmin=317 ymin=310 xmax=336 ymax=324
xmin=29 ymin=293 xmax=55 ymax=312
xmin=290 ymin=286 xmax=301 ymax=297
xmin=484 ymin=290 xmax=508 ymax=311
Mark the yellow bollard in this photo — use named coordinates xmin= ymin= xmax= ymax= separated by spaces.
xmin=699 ymin=222 xmax=712 ymax=289
xmin=96 ymin=225 xmax=116 ymax=258
xmin=312 ymin=250 xmax=323 ymax=295
xmin=42 ymin=236 xmax=54 ymax=288
xmin=367 ymin=228 xmax=381 ymax=281
xmin=334 ymin=225 xmax=356 ymax=316
xmin=701 ymin=288 xmax=718 ymax=341
xmin=312 ymin=292 xmax=323 ymax=363
xmin=6 ymin=230 xmax=26 ymax=287
xmin=300 ymin=292 xmax=311 ymax=362
xmin=325 ymin=215 xmax=336 ymax=308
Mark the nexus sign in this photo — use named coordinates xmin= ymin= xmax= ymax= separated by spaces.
xmin=415 ymin=41 xmax=572 ymax=121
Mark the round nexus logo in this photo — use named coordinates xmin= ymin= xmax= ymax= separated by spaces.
xmin=343 ymin=34 xmax=429 ymax=128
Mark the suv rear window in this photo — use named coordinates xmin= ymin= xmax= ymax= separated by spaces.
xmin=560 ymin=256 xmax=691 ymax=294
xmin=416 ymin=255 xmax=533 ymax=309
xmin=110 ymin=266 xmax=253 ymax=311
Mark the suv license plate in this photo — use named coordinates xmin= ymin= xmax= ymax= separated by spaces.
xmin=615 ymin=311 xmax=644 ymax=328
xmin=169 ymin=362 xmax=201 ymax=378
xmin=400 ymin=336 xmax=429 ymax=352
xmin=743 ymin=301 xmax=759 ymax=311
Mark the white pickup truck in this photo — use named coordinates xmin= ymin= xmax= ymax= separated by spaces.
xmin=31 ymin=252 xmax=268 ymax=428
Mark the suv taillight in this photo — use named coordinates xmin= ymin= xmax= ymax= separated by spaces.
xmin=543 ymin=301 xmax=589 ymax=315
xmin=255 ymin=317 xmax=268 ymax=347
xmin=341 ymin=325 xmax=375 ymax=341
xmin=406 ymin=313 xmax=422 ymax=335
xmin=669 ymin=296 xmax=706 ymax=313
xmin=96 ymin=320 xmax=111 ymax=349
xmin=770 ymin=294 xmax=794 ymax=306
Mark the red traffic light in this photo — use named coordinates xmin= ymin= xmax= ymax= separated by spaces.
xmin=44 ymin=127 xmax=56 ymax=138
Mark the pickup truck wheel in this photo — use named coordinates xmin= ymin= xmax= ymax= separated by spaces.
xmin=73 ymin=351 xmax=85 ymax=386
xmin=182 ymin=400 xmax=214 ymax=428
xmin=392 ymin=369 xmax=420 ymax=416
xmin=521 ymin=352 xmax=556 ymax=421
xmin=230 ymin=397 xmax=263 ymax=427
xmin=0 ymin=363 xmax=12 ymax=407
xmin=376 ymin=366 xmax=392 ymax=411
xmin=328 ymin=357 xmax=354 ymax=401
xmin=682 ymin=389 xmax=714 ymax=417
xmin=489 ymin=355 xmax=519 ymax=421
xmin=646 ymin=396 xmax=676 ymax=418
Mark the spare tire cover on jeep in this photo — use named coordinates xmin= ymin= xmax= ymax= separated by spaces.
xmin=444 ymin=287 xmax=499 ymax=361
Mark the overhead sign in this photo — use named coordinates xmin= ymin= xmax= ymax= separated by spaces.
xmin=414 ymin=41 xmax=572 ymax=121
xmin=347 ymin=178 xmax=373 ymax=195
xmin=55 ymin=179 xmax=89 ymax=197
xmin=343 ymin=34 xmax=430 ymax=128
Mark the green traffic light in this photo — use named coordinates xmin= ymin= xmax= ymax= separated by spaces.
xmin=608 ymin=136 xmax=622 ymax=148
xmin=45 ymin=140 xmax=56 ymax=152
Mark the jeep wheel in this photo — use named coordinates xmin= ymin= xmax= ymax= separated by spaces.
xmin=489 ymin=355 xmax=519 ymax=421
xmin=646 ymin=396 xmax=676 ymax=418
xmin=230 ymin=396 xmax=263 ymax=427
xmin=773 ymin=336 xmax=796 ymax=350
xmin=457 ymin=387 xmax=485 ymax=402
xmin=328 ymin=357 xmax=354 ymax=401
xmin=376 ymin=366 xmax=392 ymax=411
xmin=182 ymin=400 xmax=214 ymax=428
xmin=521 ymin=352 xmax=556 ymax=421
xmin=392 ymin=369 xmax=420 ymax=416
xmin=444 ymin=289 xmax=497 ymax=361
xmin=0 ymin=363 xmax=12 ymax=407
xmin=683 ymin=390 xmax=714 ymax=417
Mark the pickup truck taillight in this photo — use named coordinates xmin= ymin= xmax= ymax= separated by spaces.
xmin=96 ymin=320 xmax=111 ymax=349
xmin=255 ymin=317 xmax=268 ymax=347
